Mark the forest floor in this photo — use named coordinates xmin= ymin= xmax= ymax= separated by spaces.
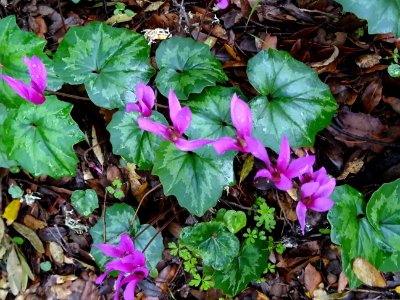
xmin=1 ymin=0 xmax=400 ymax=299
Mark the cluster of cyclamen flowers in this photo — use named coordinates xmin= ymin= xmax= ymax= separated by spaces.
xmin=128 ymin=83 xmax=335 ymax=235
xmin=2 ymin=55 xmax=335 ymax=299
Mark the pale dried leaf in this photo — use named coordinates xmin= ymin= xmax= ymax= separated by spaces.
xmin=0 ymin=218 xmax=4 ymax=243
xmin=144 ymin=1 xmax=165 ymax=12
xmin=6 ymin=246 xmax=23 ymax=295
xmin=352 ymin=257 xmax=386 ymax=287
xmin=12 ymin=222 xmax=45 ymax=254
xmin=355 ymin=54 xmax=381 ymax=68
xmin=49 ymin=241 xmax=65 ymax=264
xmin=304 ymin=263 xmax=322 ymax=295
xmin=311 ymin=46 xmax=339 ymax=68
xmin=91 ymin=125 xmax=104 ymax=167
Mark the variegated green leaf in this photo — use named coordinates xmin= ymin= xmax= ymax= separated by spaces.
xmin=213 ymin=239 xmax=269 ymax=296
xmin=180 ymin=222 xmax=240 ymax=270
xmin=0 ymin=16 xmax=63 ymax=108
xmin=153 ymin=142 xmax=234 ymax=216
xmin=1 ymin=96 xmax=84 ymax=178
xmin=248 ymin=49 xmax=337 ymax=152
xmin=134 ymin=224 xmax=164 ymax=271
xmin=107 ymin=110 xmax=167 ymax=169
xmin=186 ymin=86 xmax=240 ymax=140
xmin=155 ymin=37 xmax=227 ymax=100
xmin=53 ymin=22 xmax=154 ymax=109
xmin=336 ymin=0 xmax=400 ymax=36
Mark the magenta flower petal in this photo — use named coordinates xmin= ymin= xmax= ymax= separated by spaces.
xmin=308 ymin=197 xmax=334 ymax=212
xmin=23 ymin=55 xmax=46 ymax=92
xmin=243 ymin=135 xmax=270 ymax=165
xmin=135 ymin=83 xmax=155 ymax=117
xmin=96 ymin=243 xmax=124 ymax=258
xmin=123 ymin=279 xmax=139 ymax=300
xmin=125 ymin=102 xmax=140 ymax=113
xmin=231 ymin=94 xmax=252 ymax=138
xmin=175 ymin=138 xmax=213 ymax=151
xmin=286 ymin=155 xmax=315 ymax=179
xmin=168 ymin=88 xmax=182 ymax=125
xmin=173 ymin=106 xmax=192 ymax=136
xmin=0 ymin=74 xmax=45 ymax=105
xmin=95 ymin=269 xmax=112 ymax=284
xmin=212 ymin=137 xmax=241 ymax=154
xmin=274 ymin=174 xmax=293 ymax=191
xmin=138 ymin=117 xmax=171 ymax=141
xmin=276 ymin=136 xmax=290 ymax=171
xmin=315 ymin=178 xmax=336 ymax=198
xmin=296 ymin=201 xmax=308 ymax=235
xmin=114 ymin=273 xmax=125 ymax=300
xmin=254 ymin=168 xmax=273 ymax=180
xmin=216 ymin=0 xmax=229 ymax=9
xmin=301 ymin=182 xmax=320 ymax=198
xmin=120 ymin=234 xmax=135 ymax=254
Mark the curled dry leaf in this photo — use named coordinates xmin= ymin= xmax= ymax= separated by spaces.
xmin=311 ymin=45 xmax=339 ymax=68
xmin=49 ymin=241 xmax=65 ymax=264
xmin=355 ymin=54 xmax=382 ymax=69
xmin=361 ymin=76 xmax=382 ymax=113
xmin=352 ymin=258 xmax=386 ymax=287
xmin=12 ymin=222 xmax=45 ymax=254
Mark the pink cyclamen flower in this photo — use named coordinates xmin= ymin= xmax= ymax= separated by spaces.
xmin=296 ymin=167 xmax=335 ymax=235
xmin=216 ymin=0 xmax=229 ymax=9
xmin=126 ymin=82 xmax=155 ymax=117
xmin=138 ymin=88 xmax=212 ymax=151
xmin=0 ymin=55 xmax=46 ymax=105
xmin=254 ymin=136 xmax=315 ymax=191
xmin=96 ymin=234 xmax=148 ymax=300
xmin=213 ymin=94 xmax=270 ymax=163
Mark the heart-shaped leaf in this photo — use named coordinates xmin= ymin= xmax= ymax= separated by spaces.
xmin=328 ymin=182 xmax=400 ymax=288
xmin=155 ymin=37 xmax=227 ymax=99
xmin=180 ymin=222 xmax=240 ymax=270
xmin=53 ymin=22 xmax=154 ymax=109
xmin=90 ymin=203 xmax=140 ymax=268
xmin=107 ymin=110 xmax=168 ymax=169
xmin=367 ymin=179 xmax=400 ymax=249
xmin=186 ymin=86 xmax=240 ymax=140
xmin=336 ymin=0 xmax=400 ymax=36
xmin=153 ymin=141 xmax=234 ymax=217
xmin=1 ymin=96 xmax=84 ymax=178
xmin=213 ymin=239 xmax=269 ymax=296
xmin=248 ymin=49 xmax=337 ymax=152
xmin=0 ymin=16 xmax=63 ymax=108
xmin=70 ymin=189 xmax=99 ymax=217
xmin=223 ymin=210 xmax=247 ymax=234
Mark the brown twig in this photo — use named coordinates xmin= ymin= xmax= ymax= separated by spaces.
xmin=45 ymin=90 xmax=90 ymax=101
xmin=130 ymin=183 xmax=162 ymax=227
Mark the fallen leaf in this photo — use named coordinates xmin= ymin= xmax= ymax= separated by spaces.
xmin=383 ymin=96 xmax=400 ymax=114
xmin=49 ymin=242 xmax=65 ymax=264
xmin=355 ymin=54 xmax=381 ymax=68
xmin=23 ymin=214 xmax=48 ymax=230
xmin=224 ymin=44 xmax=241 ymax=61
xmin=145 ymin=1 xmax=165 ymax=12
xmin=91 ymin=125 xmax=104 ymax=167
xmin=361 ymin=76 xmax=382 ymax=113
xmin=261 ymin=34 xmax=278 ymax=50
xmin=12 ymin=222 xmax=45 ymax=254
xmin=239 ymin=155 xmax=254 ymax=183
xmin=311 ymin=45 xmax=339 ymax=67
xmin=304 ymin=263 xmax=322 ymax=295
xmin=105 ymin=13 xmax=135 ymax=25
xmin=2 ymin=199 xmax=21 ymax=225
xmin=352 ymin=257 xmax=386 ymax=287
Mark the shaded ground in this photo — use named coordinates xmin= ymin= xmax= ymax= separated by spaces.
xmin=1 ymin=0 xmax=400 ymax=299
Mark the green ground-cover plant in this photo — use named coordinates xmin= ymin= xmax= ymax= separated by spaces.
xmin=2 ymin=12 xmax=398 ymax=299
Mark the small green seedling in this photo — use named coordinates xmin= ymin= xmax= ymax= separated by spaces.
xmin=106 ymin=179 xmax=125 ymax=200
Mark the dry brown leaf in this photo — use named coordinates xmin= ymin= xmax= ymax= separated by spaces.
xmin=383 ymin=96 xmax=400 ymax=114
xmin=337 ymin=272 xmax=348 ymax=293
xmin=144 ymin=1 xmax=165 ymax=12
xmin=224 ymin=44 xmax=241 ymax=61
xmin=261 ymin=34 xmax=278 ymax=50
xmin=352 ymin=257 xmax=386 ymax=287
xmin=49 ymin=242 xmax=65 ymax=264
xmin=311 ymin=45 xmax=339 ymax=67
xmin=23 ymin=214 xmax=47 ymax=230
xmin=355 ymin=54 xmax=382 ymax=68
xmin=12 ymin=222 xmax=45 ymax=254
xmin=361 ymin=76 xmax=382 ymax=113
xmin=304 ymin=263 xmax=322 ymax=295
